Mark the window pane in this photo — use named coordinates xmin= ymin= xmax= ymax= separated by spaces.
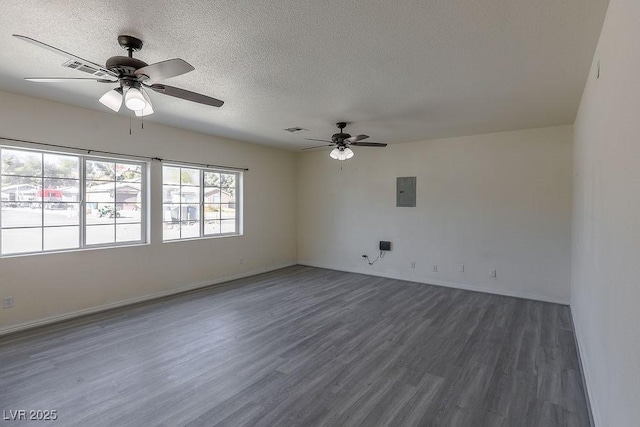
xmin=1 ymin=202 xmax=42 ymax=227
xmin=221 ymin=203 xmax=236 ymax=219
xmin=116 ymin=205 xmax=141 ymax=223
xmin=162 ymin=204 xmax=179 ymax=222
xmin=86 ymin=160 xmax=115 ymax=181
xmin=204 ymin=220 xmax=220 ymax=235
xmin=204 ymin=172 xmax=220 ymax=187
xmin=1 ymin=176 xmax=41 ymax=202
xmin=116 ymin=163 xmax=142 ymax=182
xmin=114 ymin=182 xmax=141 ymax=209
xmin=44 ymin=153 xmax=79 ymax=179
xmin=180 ymin=168 xmax=200 ymax=185
xmin=181 ymin=204 xmax=200 ymax=222
xmin=204 ymin=204 xmax=220 ymax=220
xmin=221 ymin=187 xmax=236 ymax=202
xmin=44 ymin=203 xmax=79 ymax=226
xmin=163 ymin=222 xmax=180 ymax=240
xmin=44 ymin=226 xmax=79 ymax=251
xmin=116 ymin=224 xmax=141 ymax=243
xmin=86 ymin=204 xmax=116 ymax=225
xmin=86 ymin=224 xmax=115 ymax=245
xmin=180 ymin=186 xmax=200 ymax=203
xmin=1 ymin=149 xmax=42 ymax=177
xmin=221 ymin=219 xmax=236 ymax=234
xmin=163 ymin=166 xmax=180 ymax=185
xmin=86 ymin=180 xmax=115 ymax=202
xmin=220 ymin=173 xmax=236 ymax=188
xmin=44 ymin=178 xmax=80 ymax=202
xmin=163 ymin=185 xmax=180 ymax=203
xmin=204 ymin=188 xmax=221 ymax=204
xmin=181 ymin=221 xmax=200 ymax=239
xmin=2 ymin=228 xmax=42 ymax=254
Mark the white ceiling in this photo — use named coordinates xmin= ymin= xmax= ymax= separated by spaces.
xmin=0 ymin=0 xmax=608 ymax=150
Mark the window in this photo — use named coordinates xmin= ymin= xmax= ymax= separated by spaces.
xmin=0 ymin=146 xmax=146 ymax=255
xmin=162 ymin=165 xmax=240 ymax=241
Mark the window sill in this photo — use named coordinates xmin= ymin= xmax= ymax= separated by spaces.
xmin=0 ymin=241 xmax=150 ymax=259
xmin=162 ymin=233 xmax=243 ymax=244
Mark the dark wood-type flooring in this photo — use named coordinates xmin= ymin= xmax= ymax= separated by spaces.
xmin=0 ymin=266 xmax=589 ymax=426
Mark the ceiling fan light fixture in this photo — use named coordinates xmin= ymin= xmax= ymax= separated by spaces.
xmin=99 ymin=87 xmax=123 ymax=112
xmin=125 ymin=87 xmax=147 ymax=111
xmin=330 ymin=146 xmax=354 ymax=161
xmin=343 ymin=147 xmax=354 ymax=160
xmin=135 ymin=88 xmax=154 ymax=117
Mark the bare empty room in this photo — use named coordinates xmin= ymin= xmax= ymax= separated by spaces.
xmin=0 ymin=0 xmax=638 ymax=426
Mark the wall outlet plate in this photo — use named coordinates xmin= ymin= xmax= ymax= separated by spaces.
xmin=3 ymin=296 xmax=14 ymax=309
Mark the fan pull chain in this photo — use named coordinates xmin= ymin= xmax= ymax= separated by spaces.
xmin=129 ymin=113 xmax=132 ymax=135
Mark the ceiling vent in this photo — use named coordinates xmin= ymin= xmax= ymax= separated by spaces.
xmin=284 ymin=127 xmax=308 ymax=133
xmin=62 ymin=60 xmax=111 ymax=78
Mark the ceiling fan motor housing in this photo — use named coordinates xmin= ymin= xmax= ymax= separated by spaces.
xmin=332 ymin=133 xmax=351 ymax=144
xmin=332 ymin=122 xmax=350 ymax=144
xmin=105 ymin=56 xmax=148 ymax=78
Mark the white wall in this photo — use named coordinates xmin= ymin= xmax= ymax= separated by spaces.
xmin=298 ymin=126 xmax=573 ymax=303
xmin=0 ymin=90 xmax=297 ymax=333
xmin=571 ymin=0 xmax=640 ymax=425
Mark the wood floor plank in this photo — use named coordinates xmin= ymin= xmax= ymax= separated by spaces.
xmin=0 ymin=266 xmax=589 ymax=426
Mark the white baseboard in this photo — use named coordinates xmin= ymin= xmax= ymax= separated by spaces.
xmin=0 ymin=262 xmax=296 ymax=336
xmin=570 ymin=306 xmax=599 ymax=427
xmin=298 ymin=261 xmax=570 ymax=305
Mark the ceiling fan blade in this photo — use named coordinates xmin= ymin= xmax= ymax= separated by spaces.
xmin=25 ymin=77 xmax=115 ymax=83
xmin=13 ymin=34 xmax=118 ymax=79
xmin=147 ymin=84 xmax=224 ymax=107
xmin=346 ymin=134 xmax=369 ymax=143
xmin=304 ymin=138 xmax=333 ymax=143
xmin=135 ymin=59 xmax=194 ymax=82
xmin=99 ymin=88 xmax=123 ymax=112
xmin=349 ymin=142 xmax=388 ymax=147
xmin=302 ymin=144 xmax=334 ymax=151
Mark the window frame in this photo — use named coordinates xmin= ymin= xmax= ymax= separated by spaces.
xmin=162 ymin=163 xmax=242 ymax=242
xmin=82 ymin=155 xmax=148 ymax=249
xmin=0 ymin=145 xmax=148 ymax=257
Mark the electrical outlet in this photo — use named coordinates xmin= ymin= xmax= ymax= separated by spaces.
xmin=432 ymin=265 xmax=438 ymax=273
xmin=239 ymin=258 xmax=244 ymax=265
xmin=490 ymin=269 xmax=497 ymax=278
xmin=3 ymin=296 xmax=14 ymax=309
xmin=411 ymin=261 xmax=416 ymax=268
xmin=459 ymin=264 xmax=465 ymax=272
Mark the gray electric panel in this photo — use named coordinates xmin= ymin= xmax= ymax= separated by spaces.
xmin=396 ymin=177 xmax=416 ymax=207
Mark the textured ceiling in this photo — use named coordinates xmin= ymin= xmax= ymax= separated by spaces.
xmin=0 ymin=0 xmax=608 ymax=150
